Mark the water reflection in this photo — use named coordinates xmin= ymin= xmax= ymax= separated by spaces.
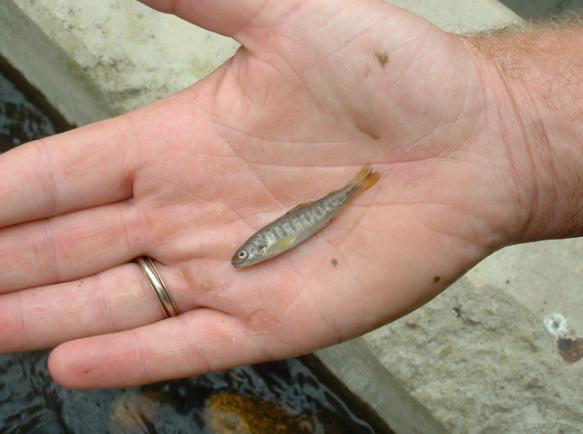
xmin=0 ymin=67 xmax=57 ymax=151
xmin=1 ymin=352 xmax=382 ymax=433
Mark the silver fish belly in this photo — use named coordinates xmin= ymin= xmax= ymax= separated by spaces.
xmin=231 ymin=165 xmax=379 ymax=268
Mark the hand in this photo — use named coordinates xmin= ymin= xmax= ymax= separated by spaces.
xmin=0 ymin=0 xmax=532 ymax=388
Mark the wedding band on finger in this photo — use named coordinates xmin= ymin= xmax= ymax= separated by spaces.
xmin=137 ymin=256 xmax=178 ymax=318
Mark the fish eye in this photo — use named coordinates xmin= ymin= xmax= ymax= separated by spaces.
xmin=238 ymin=250 xmax=248 ymax=259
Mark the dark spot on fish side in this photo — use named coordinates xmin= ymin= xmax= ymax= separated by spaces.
xmin=375 ymin=51 xmax=389 ymax=68
xmin=331 ymin=258 xmax=338 ymax=267
xmin=506 ymin=279 xmax=510 ymax=284
xmin=433 ymin=276 xmax=441 ymax=284
xmin=356 ymin=122 xmax=380 ymax=140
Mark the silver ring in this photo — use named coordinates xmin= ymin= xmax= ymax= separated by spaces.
xmin=137 ymin=256 xmax=178 ymax=318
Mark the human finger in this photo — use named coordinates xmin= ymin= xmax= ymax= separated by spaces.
xmin=0 ymin=264 xmax=161 ymax=352
xmin=139 ymin=0 xmax=272 ymax=37
xmin=0 ymin=117 xmax=134 ymax=229
xmin=0 ymin=256 xmax=289 ymax=355
xmin=0 ymin=202 xmax=139 ymax=292
xmin=46 ymin=259 xmax=331 ymax=388
xmin=48 ymin=309 xmax=263 ymax=388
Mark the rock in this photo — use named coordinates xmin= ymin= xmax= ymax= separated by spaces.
xmin=205 ymin=393 xmax=315 ymax=434
xmin=108 ymin=391 xmax=161 ymax=434
xmin=365 ymin=278 xmax=583 ymax=433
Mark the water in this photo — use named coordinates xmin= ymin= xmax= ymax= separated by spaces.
xmin=0 ymin=59 xmax=392 ymax=434
xmin=0 ymin=69 xmax=57 ymax=152
xmin=499 ymin=0 xmax=583 ymax=18
xmin=0 ymin=352 xmax=388 ymax=433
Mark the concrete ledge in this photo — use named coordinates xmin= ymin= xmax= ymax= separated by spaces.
xmin=0 ymin=1 xmax=112 ymax=125
xmin=318 ymin=270 xmax=583 ymax=433
xmin=468 ymin=239 xmax=583 ymax=336
xmin=1 ymin=0 xmax=238 ymax=125
xmin=316 ymin=340 xmax=448 ymax=434
xmin=363 ymin=278 xmax=583 ymax=433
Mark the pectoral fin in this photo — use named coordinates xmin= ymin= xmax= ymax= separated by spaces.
xmin=272 ymin=235 xmax=297 ymax=253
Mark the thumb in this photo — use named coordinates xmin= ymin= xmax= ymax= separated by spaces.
xmin=139 ymin=0 xmax=282 ymax=38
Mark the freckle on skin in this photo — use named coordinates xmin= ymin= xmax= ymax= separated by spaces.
xmin=331 ymin=258 xmax=338 ymax=267
xmin=375 ymin=51 xmax=389 ymax=68
xmin=356 ymin=122 xmax=381 ymax=140
xmin=433 ymin=276 xmax=441 ymax=284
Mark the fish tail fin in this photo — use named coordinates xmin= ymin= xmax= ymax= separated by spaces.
xmin=352 ymin=164 xmax=380 ymax=192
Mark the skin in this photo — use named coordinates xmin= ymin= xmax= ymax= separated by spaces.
xmin=0 ymin=0 xmax=581 ymax=388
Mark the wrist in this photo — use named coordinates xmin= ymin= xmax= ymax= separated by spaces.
xmin=466 ymin=28 xmax=583 ymax=242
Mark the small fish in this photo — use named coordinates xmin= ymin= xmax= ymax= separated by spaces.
xmin=232 ymin=165 xmax=380 ymax=268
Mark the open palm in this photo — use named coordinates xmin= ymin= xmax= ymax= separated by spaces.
xmin=0 ymin=0 xmax=526 ymax=388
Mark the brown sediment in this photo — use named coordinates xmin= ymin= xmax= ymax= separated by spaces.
xmin=558 ymin=337 xmax=583 ymax=364
xmin=205 ymin=393 xmax=314 ymax=434
xmin=375 ymin=51 xmax=389 ymax=68
xmin=109 ymin=392 xmax=161 ymax=431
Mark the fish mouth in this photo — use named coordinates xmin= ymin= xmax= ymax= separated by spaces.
xmin=231 ymin=256 xmax=243 ymax=268
xmin=231 ymin=255 xmax=250 ymax=269
xmin=231 ymin=259 xmax=244 ymax=268
xmin=231 ymin=254 xmax=261 ymax=269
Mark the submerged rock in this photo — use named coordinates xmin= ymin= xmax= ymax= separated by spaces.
xmin=205 ymin=392 xmax=315 ymax=434
xmin=108 ymin=391 xmax=161 ymax=434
